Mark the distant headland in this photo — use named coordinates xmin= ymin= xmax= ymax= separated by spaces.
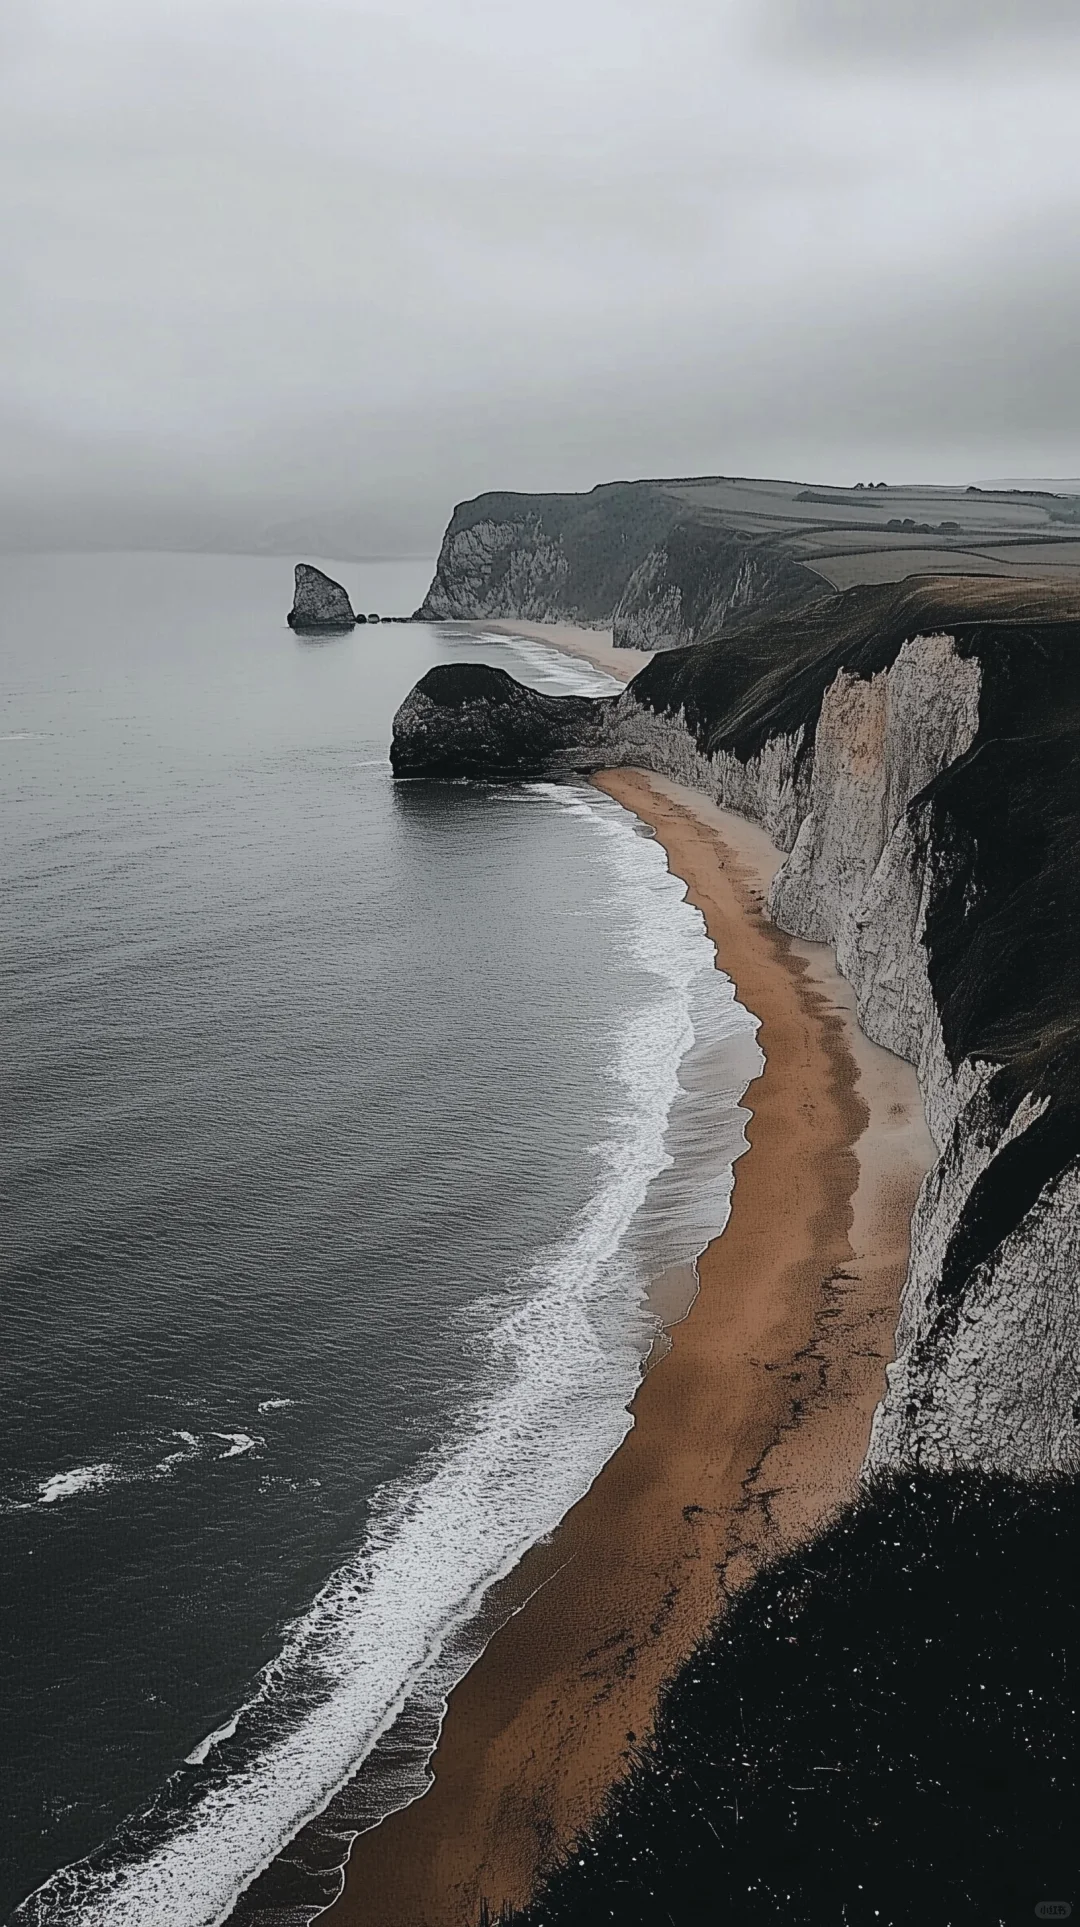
xmin=416 ymin=471 xmax=1080 ymax=649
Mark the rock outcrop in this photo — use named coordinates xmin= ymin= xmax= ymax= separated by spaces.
xmin=393 ymin=574 xmax=1080 ymax=1479
xmin=288 ymin=563 xmax=356 ymax=632
xmin=390 ymin=663 xmax=618 ymax=778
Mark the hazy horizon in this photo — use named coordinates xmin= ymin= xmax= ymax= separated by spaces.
xmin=4 ymin=0 xmax=1079 ymax=556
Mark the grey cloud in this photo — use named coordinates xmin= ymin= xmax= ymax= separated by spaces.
xmin=1 ymin=0 xmax=1078 ymax=555
xmin=760 ymin=0 xmax=1080 ymax=62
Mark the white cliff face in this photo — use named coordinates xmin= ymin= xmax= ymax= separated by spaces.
xmin=770 ymin=636 xmax=982 ymax=963
xmin=868 ymin=1086 xmax=1080 ymax=1476
xmin=606 ymin=698 xmax=809 ymax=852
xmin=612 ymin=563 xmax=685 ymax=651
xmin=606 ymin=633 xmax=1079 ymax=1477
xmin=421 ymin=519 xmax=606 ymax=624
xmin=611 ymin=545 xmax=819 ymax=652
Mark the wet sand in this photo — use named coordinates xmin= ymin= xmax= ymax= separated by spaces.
xmin=481 ymin=618 xmax=651 ymax=682
xmin=326 ymin=768 xmax=932 ymax=1927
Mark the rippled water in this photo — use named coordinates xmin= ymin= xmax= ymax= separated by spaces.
xmin=1 ymin=555 xmax=760 ymax=1925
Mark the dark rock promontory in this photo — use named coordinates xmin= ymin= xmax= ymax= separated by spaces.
xmin=389 ymin=662 xmax=616 ymax=778
xmin=287 ymin=563 xmax=356 ymax=632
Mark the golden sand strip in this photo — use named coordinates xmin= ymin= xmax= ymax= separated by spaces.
xmin=327 ymin=768 xmax=932 ymax=1927
xmin=479 ymin=618 xmax=651 ymax=683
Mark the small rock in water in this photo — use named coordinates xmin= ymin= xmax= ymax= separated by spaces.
xmin=287 ymin=564 xmax=356 ymax=632
xmin=367 ymin=612 xmax=381 ymax=623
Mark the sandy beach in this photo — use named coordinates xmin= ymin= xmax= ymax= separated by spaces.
xmin=326 ymin=763 xmax=932 ymax=1927
xmin=480 ymin=618 xmax=653 ymax=683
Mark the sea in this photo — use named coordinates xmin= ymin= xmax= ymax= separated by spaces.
xmin=0 ymin=552 xmax=762 ymax=1926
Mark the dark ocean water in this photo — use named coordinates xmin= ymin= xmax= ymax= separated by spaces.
xmin=0 ymin=554 xmax=760 ymax=1926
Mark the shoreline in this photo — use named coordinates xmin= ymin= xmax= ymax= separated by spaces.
xmin=324 ymin=768 xmax=933 ymax=1927
xmin=477 ymin=618 xmax=652 ymax=683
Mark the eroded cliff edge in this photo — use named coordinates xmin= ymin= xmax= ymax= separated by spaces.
xmin=393 ymin=574 xmax=1080 ymax=1479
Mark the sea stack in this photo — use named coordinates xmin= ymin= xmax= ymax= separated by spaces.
xmin=287 ymin=563 xmax=356 ymax=633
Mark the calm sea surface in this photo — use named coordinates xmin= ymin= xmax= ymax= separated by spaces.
xmin=1 ymin=553 xmax=760 ymax=1925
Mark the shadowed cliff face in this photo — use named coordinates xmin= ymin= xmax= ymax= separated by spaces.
xmin=389 ymin=662 xmax=618 ymax=777
xmin=611 ymin=521 xmax=828 ymax=650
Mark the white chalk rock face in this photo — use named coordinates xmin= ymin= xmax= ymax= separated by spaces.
xmin=597 ymin=631 xmax=1078 ymax=1477
xmin=420 ymin=519 xmax=571 ymax=622
xmin=769 ymin=635 xmax=982 ymax=967
xmin=611 ymin=694 xmax=808 ymax=852
xmin=867 ymin=1097 xmax=1080 ymax=1476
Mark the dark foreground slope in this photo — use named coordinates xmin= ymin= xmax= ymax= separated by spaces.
xmin=418 ymin=474 xmax=1080 ymax=649
xmin=505 ymin=1474 xmax=1079 ymax=1927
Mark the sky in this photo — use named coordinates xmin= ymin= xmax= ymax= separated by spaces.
xmin=3 ymin=0 xmax=1079 ymax=554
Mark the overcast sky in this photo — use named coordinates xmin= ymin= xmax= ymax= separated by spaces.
xmin=3 ymin=0 xmax=1079 ymax=552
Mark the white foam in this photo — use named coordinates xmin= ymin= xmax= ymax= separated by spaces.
xmin=478 ymin=630 xmax=623 ymax=696
xmin=36 ymin=1464 xmax=121 ymax=1505
xmin=185 ymin=1714 xmax=242 ymax=1769
xmin=211 ymin=1434 xmax=262 ymax=1460
xmin=256 ymin=1399 xmax=296 ymax=1415
xmin=9 ymin=1429 xmax=270 ymax=1508
xmin=16 ymin=782 xmax=760 ymax=1927
xmin=152 ymin=1432 xmax=202 ymax=1477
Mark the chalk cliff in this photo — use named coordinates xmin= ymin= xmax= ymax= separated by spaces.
xmin=417 ymin=483 xmax=683 ymax=629
xmin=417 ymin=473 xmax=1080 ymax=649
xmin=393 ymin=574 xmax=1080 ymax=1478
xmin=415 ymin=486 xmax=825 ymax=646
xmin=611 ymin=521 xmax=826 ymax=650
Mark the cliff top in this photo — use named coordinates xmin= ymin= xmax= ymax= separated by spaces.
xmin=419 ymin=474 xmax=1080 ymax=645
